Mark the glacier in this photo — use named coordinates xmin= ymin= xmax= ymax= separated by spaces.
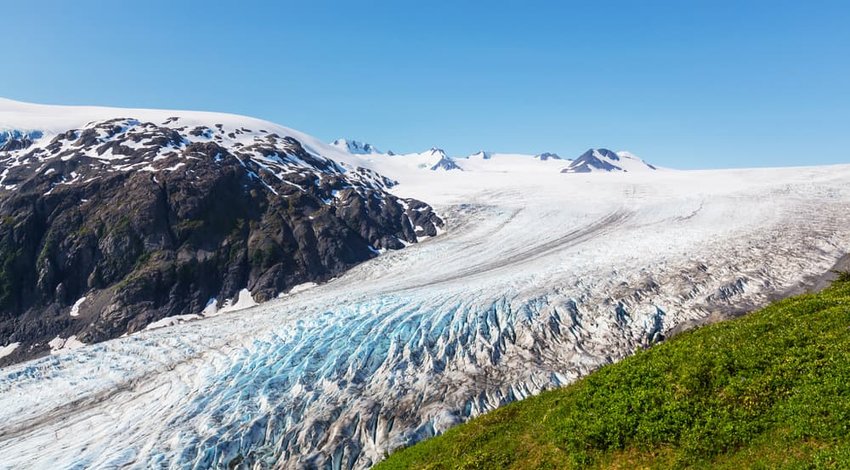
xmin=2 ymin=99 xmax=850 ymax=469
xmin=2 ymin=163 xmax=850 ymax=469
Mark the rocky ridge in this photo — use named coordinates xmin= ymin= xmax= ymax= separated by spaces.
xmin=0 ymin=115 xmax=443 ymax=365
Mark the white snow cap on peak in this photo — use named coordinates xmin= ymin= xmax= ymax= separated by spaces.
xmin=422 ymin=148 xmax=461 ymax=171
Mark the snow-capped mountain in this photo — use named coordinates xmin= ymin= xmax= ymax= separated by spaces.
xmin=0 ymin=98 xmax=443 ymax=365
xmin=4 ymin=99 xmax=850 ymax=470
xmin=562 ymin=148 xmax=657 ymax=173
xmin=0 ymin=129 xmax=44 ymax=151
xmin=424 ymin=148 xmax=462 ymax=171
xmin=534 ymin=151 xmax=562 ymax=161
xmin=331 ymin=138 xmax=382 ymax=155
xmin=325 ymin=140 xmax=656 ymax=176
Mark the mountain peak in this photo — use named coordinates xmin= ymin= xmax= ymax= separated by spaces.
xmin=430 ymin=156 xmax=462 ymax=171
xmin=421 ymin=148 xmax=461 ymax=171
xmin=331 ymin=138 xmax=381 ymax=155
xmin=561 ymin=148 xmax=656 ymax=173
xmin=469 ymin=150 xmax=491 ymax=159
xmin=534 ymin=152 xmax=562 ymax=161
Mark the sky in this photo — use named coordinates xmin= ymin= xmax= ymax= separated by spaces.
xmin=2 ymin=1 xmax=849 ymax=169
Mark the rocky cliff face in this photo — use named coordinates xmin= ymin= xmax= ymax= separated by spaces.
xmin=0 ymin=117 xmax=442 ymax=365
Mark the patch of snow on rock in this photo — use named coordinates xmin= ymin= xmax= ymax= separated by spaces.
xmin=69 ymin=297 xmax=86 ymax=317
xmin=48 ymin=335 xmax=85 ymax=354
xmin=0 ymin=343 xmax=19 ymax=360
xmin=219 ymin=288 xmax=258 ymax=313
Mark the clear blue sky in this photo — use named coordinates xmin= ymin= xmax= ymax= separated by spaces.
xmin=2 ymin=1 xmax=849 ymax=169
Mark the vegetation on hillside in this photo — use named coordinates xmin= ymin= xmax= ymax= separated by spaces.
xmin=377 ymin=277 xmax=850 ymax=469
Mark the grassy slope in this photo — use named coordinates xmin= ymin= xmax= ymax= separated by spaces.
xmin=377 ymin=279 xmax=850 ymax=469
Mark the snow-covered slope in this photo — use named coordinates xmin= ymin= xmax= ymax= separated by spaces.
xmin=2 ymin=99 xmax=850 ymax=469
xmin=0 ymin=98 xmax=371 ymax=176
xmin=457 ymin=150 xmax=569 ymax=174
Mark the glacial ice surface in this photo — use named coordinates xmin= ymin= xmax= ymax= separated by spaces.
xmin=3 ymin=166 xmax=850 ymax=469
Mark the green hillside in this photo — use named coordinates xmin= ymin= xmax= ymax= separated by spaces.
xmin=377 ymin=276 xmax=850 ymax=469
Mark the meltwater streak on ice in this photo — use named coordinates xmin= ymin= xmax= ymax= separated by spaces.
xmin=2 ymin=166 xmax=850 ymax=469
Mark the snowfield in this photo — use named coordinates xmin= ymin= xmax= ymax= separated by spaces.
xmin=2 ymin=100 xmax=850 ymax=469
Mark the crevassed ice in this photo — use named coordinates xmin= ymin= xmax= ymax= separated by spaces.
xmin=2 ymin=166 xmax=850 ymax=469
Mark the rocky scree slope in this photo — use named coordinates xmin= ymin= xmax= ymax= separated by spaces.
xmin=0 ymin=117 xmax=442 ymax=366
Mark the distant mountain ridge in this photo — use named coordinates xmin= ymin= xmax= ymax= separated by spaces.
xmin=329 ymin=137 xmax=659 ymax=174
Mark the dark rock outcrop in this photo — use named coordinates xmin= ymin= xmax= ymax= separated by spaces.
xmin=534 ymin=152 xmax=561 ymax=161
